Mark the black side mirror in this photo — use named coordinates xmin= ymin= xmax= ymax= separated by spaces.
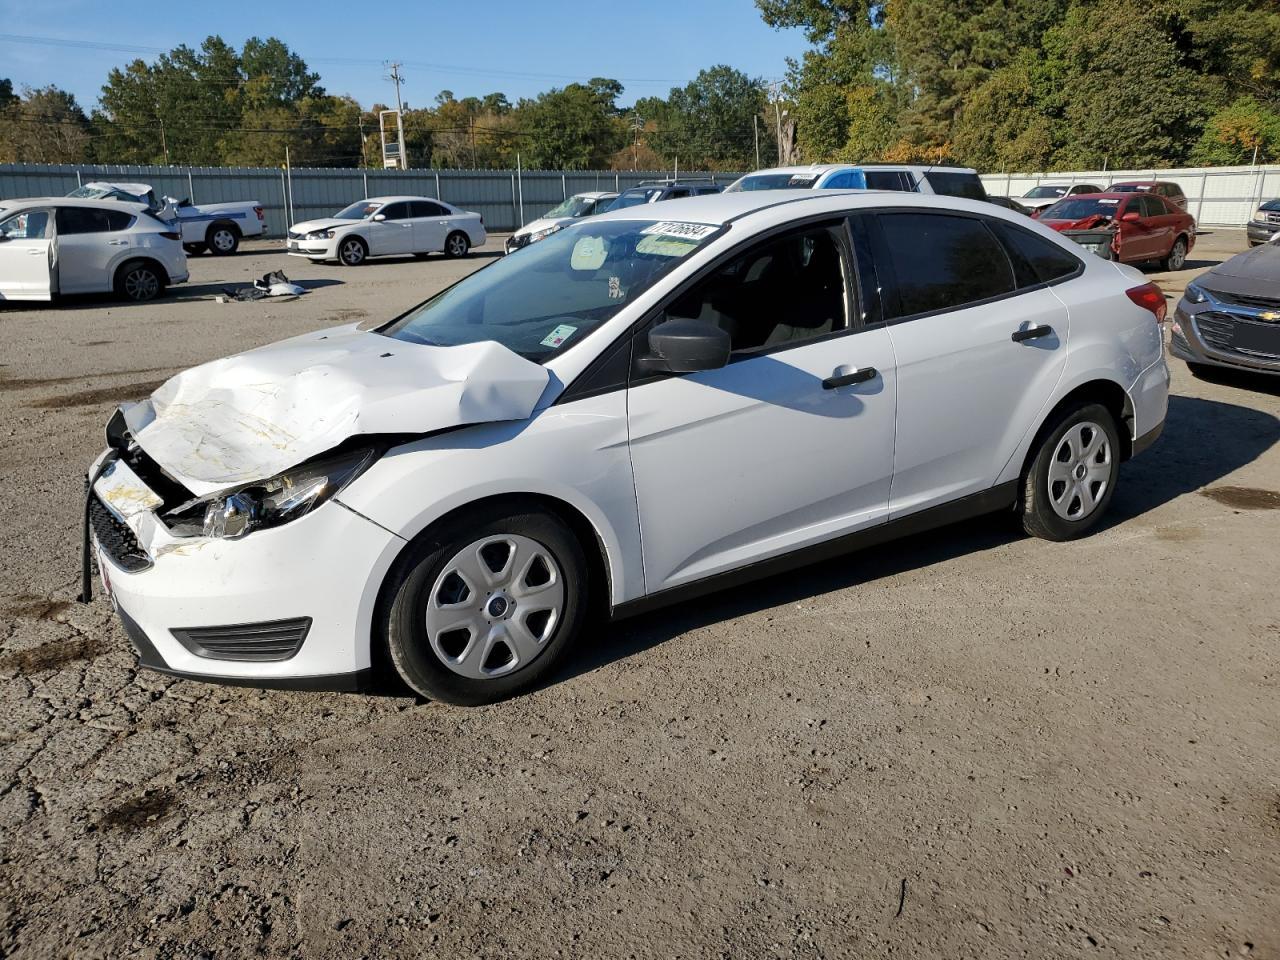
xmin=640 ymin=318 xmax=731 ymax=374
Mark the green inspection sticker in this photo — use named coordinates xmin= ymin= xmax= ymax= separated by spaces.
xmin=541 ymin=324 xmax=577 ymax=348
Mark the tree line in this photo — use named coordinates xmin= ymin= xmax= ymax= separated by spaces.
xmin=0 ymin=37 xmax=778 ymax=171
xmin=760 ymin=0 xmax=1280 ymax=170
xmin=2 ymin=2 xmax=1275 ymax=174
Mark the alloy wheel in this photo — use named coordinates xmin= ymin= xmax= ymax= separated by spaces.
xmin=424 ymin=534 xmax=564 ymax=679
xmin=340 ymin=239 xmax=365 ymax=265
xmin=124 ymin=268 xmax=159 ymax=301
xmin=448 ymin=234 xmax=468 ymax=256
xmin=1168 ymin=241 xmax=1186 ymax=271
xmin=1047 ymin=421 xmax=1112 ymax=521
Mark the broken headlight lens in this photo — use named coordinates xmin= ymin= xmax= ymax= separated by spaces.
xmin=164 ymin=446 xmax=381 ymax=540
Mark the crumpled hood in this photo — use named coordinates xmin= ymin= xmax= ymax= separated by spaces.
xmin=512 ymin=216 xmax=569 ymax=239
xmin=122 ymin=325 xmax=554 ymax=498
xmin=289 ymin=218 xmax=356 ymax=234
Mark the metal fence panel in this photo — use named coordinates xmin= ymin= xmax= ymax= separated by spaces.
xmin=982 ymin=164 xmax=1279 ymax=227
xmin=0 ymin=163 xmax=746 ymax=235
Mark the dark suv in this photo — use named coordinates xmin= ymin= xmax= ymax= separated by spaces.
xmin=608 ymin=180 xmax=724 ymax=211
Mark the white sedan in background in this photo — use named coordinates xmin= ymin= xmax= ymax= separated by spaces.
xmin=287 ymin=196 xmax=486 ymax=266
xmin=85 ymin=190 xmax=1168 ymax=706
xmin=0 ymin=198 xmax=187 ymax=302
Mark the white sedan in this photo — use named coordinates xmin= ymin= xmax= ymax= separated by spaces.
xmin=0 ymin=197 xmax=188 ymax=302
xmin=84 ymin=190 xmax=1168 ymax=705
xmin=287 ymin=196 xmax=486 ymax=265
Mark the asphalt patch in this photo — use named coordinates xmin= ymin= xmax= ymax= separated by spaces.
xmin=1200 ymin=486 xmax=1280 ymax=510
xmin=97 ymin=789 xmax=176 ymax=833
xmin=31 ymin=379 xmax=169 ymax=410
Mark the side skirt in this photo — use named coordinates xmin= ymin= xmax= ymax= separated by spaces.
xmin=610 ymin=481 xmax=1020 ymax=621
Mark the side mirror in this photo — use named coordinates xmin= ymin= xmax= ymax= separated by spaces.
xmin=641 ymin=318 xmax=731 ymax=374
xmin=1121 ymin=211 xmax=1141 ymax=223
xmin=372 ymin=213 xmax=387 ymax=222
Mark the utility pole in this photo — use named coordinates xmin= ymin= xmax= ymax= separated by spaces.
xmin=754 ymin=114 xmax=760 ymax=169
xmin=385 ymin=61 xmax=409 ymax=169
xmin=630 ymin=113 xmax=644 ymax=171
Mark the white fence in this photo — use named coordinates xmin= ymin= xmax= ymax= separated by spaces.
xmin=981 ymin=164 xmax=1279 ymax=227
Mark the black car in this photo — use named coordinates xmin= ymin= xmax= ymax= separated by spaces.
xmin=986 ymin=195 xmax=1033 ymax=216
xmin=1172 ymin=241 xmax=1280 ymax=377
xmin=1247 ymin=200 xmax=1280 ymax=247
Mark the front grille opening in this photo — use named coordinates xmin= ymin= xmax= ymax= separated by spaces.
xmin=170 ymin=617 xmax=312 ymax=662
xmin=89 ymin=494 xmax=152 ymax=572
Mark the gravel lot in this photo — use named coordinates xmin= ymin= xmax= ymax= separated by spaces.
xmin=1 ymin=229 xmax=1277 ymax=959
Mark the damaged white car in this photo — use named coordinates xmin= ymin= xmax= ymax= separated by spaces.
xmin=84 ymin=191 xmax=1168 ymax=705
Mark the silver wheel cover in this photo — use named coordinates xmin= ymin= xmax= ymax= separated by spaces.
xmin=1168 ymin=241 xmax=1185 ymax=270
xmin=212 ymin=229 xmax=236 ymax=251
xmin=340 ymin=239 xmax=364 ymax=264
xmin=1047 ymin=421 xmax=1112 ymax=521
xmin=448 ymin=234 xmax=467 ymax=256
xmin=424 ymin=534 xmax=565 ymax=679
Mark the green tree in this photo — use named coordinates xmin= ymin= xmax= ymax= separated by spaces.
xmin=0 ymin=85 xmax=92 ymax=163
xmin=1191 ymin=96 xmax=1280 ymax=165
xmin=951 ymin=51 xmax=1057 ymax=171
xmin=0 ymin=78 xmax=16 ymax=110
xmin=648 ymin=66 xmax=767 ymax=169
xmin=515 ymin=81 xmax=625 ymax=169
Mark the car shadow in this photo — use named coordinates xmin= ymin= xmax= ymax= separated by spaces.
xmin=549 ymin=392 xmax=1280 ymax=688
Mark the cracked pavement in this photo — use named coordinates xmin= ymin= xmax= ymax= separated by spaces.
xmin=1 ymin=233 xmax=1278 ymax=959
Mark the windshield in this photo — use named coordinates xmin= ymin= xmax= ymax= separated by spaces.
xmin=542 ymin=196 xmax=600 ymax=219
xmin=382 ymin=218 xmax=720 ymax=362
xmin=333 ymin=201 xmax=382 ymax=220
xmin=1041 ymin=197 xmax=1123 ymax=220
xmin=725 ymin=173 xmax=817 ymax=193
xmin=1024 ymin=186 xmax=1068 ymax=199
xmin=609 ymin=188 xmax=663 ymax=209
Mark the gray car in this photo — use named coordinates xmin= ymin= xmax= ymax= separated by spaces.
xmin=1171 ymin=239 xmax=1280 ymax=377
xmin=1246 ymin=199 xmax=1280 ymax=246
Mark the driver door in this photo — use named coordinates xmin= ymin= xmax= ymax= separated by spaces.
xmin=626 ymin=219 xmax=898 ymax=592
xmin=369 ymin=201 xmax=414 ymax=256
xmin=0 ymin=207 xmax=54 ymax=301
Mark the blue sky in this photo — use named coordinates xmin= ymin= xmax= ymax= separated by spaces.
xmin=0 ymin=0 xmax=809 ymax=110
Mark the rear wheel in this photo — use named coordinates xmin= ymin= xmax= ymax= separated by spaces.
xmin=384 ymin=502 xmax=588 ymax=706
xmin=338 ymin=236 xmax=367 ymax=266
xmin=1161 ymin=236 xmax=1187 ymax=271
xmin=114 ymin=260 xmax=165 ymax=302
xmin=206 ymin=223 xmax=240 ymax=256
xmin=444 ymin=231 xmax=470 ymax=258
xmin=1021 ymin=402 xmax=1120 ymax=541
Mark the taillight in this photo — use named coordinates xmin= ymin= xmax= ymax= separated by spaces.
xmin=160 ymin=231 xmax=181 ymax=241
xmin=254 ymin=206 xmax=265 ymax=221
xmin=1126 ymin=282 xmax=1167 ymax=322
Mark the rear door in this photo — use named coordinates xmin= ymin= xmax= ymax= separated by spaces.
xmin=0 ymin=207 xmax=53 ymax=300
xmin=870 ymin=210 xmax=1073 ymax=516
xmin=409 ymin=200 xmax=449 ymax=252
xmin=370 ymin=201 xmax=414 ymax=255
xmin=55 ymin=206 xmax=132 ymax=293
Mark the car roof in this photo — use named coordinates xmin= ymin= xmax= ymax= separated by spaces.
xmin=1110 ymin=180 xmax=1178 ymax=186
xmin=0 ymin=197 xmax=149 ymax=210
xmin=82 ymin=181 xmax=153 ymax=194
xmin=362 ymin=196 xmax=451 ymax=205
xmin=589 ymin=187 xmax=1021 ymax=229
xmin=740 ymin=163 xmax=979 ymax=176
xmin=574 ymin=191 xmax=617 ymax=199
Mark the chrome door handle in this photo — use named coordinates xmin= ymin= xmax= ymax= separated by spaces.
xmin=822 ymin=365 xmax=878 ymax=389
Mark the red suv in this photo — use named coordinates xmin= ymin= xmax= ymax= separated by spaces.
xmin=1038 ymin=192 xmax=1195 ymax=270
xmin=1109 ymin=180 xmax=1188 ymax=211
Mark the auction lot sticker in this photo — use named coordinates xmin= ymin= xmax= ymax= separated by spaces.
xmin=640 ymin=221 xmax=719 ymax=240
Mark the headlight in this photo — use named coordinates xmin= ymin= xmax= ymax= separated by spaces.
xmin=1184 ymin=281 xmax=1209 ymax=305
xmin=528 ymin=223 xmax=563 ymax=243
xmin=163 ymin=445 xmax=381 ymax=540
xmin=306 ymin=229 xmax=335 ymax=240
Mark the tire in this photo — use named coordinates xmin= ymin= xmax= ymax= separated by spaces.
xmin=444 ymin=231 xmax=470 ymax=258
xmin=1020 ymin=401 xmax=1121 ymax=541
xmin=206 ymin=223 xmax=240 ymax=256
xmin=114 ymin=260 xmax=166 ymax=303
xmin=183 ymin=243 xmax=207 ymax=256
xmin=337 ymin=236 xmax=368 ymax=266
xmin=1161 ymin=236 xmax=1187 ymax=271
xmin=384 ymin=502 xmax=589 ymax=706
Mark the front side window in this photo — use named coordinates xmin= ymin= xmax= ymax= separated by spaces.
xmin=658 ymin=223 xmax=850 ymax=353
xmin=0 ymin=209 xmax=50 ymax=240
xmin=383 ymin=218 xmax=719 ymax=362
xmin=879 ymin=213 xmax=1015 ymax=318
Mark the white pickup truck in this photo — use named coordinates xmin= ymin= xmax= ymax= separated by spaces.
xmin=66 ymin=182 xmax=267 ymax=256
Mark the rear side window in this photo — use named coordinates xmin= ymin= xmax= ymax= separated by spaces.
xmin=878 ymin=212 xmax=1015 ymax=318
xmin=664 ymin=189 xmax=691 ymax=200
xmin=988 ymin=220 xmax=1081 ymax=287
xmin=57 ymin=207 xmax=130 ymax=234
xmin=865 ymin=171 xmax=909 ymax=191
xmin=410 ymin=201 xmax=447 ymax=217
xmin=925 ymin=171 xmax=987 ymax=201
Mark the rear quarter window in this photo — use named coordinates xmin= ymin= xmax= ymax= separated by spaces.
xmin=878 ymin=212 xmax=1015 ymax=318
xmin=925 ymin=171 xmax=988 ymax=201
xmin=987 ymin=220 xmax=1082 ymax=287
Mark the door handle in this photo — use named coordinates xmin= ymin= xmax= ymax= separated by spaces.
xmin=822 ymin=365 xmax=878 ymax=389
xmin=26 ymin=248 xmax=44 ymax=255
xmin=1011 ymin=324 xmax=1053 ymax=343
xmin=107 ymin=239 xmax=128 ymax=245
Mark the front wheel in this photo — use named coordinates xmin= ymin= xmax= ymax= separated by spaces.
xmin=384 ymin=502 xmax=589 ymax=705
xmin=1161 ymin=237 xmax=1187 ymax=271
xmin=444 ymin=231 xmax=470 ymax=258
xmin=337 ymin=236 xmax=368 ymax=266
xmin=1021 ymin=402 xmax=1121 ymax=541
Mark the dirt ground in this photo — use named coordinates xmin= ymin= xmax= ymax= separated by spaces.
xmin=1 ymin=228 xmax=1277 ymax=960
